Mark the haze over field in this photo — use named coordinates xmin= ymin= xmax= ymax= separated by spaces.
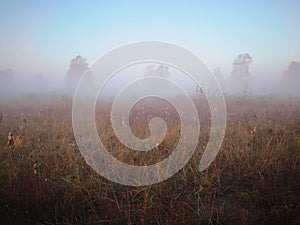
xmin=0 ymin=0 xmax=300 ymax=98
xmin=1 ymin=2 xmax=300 ymax=224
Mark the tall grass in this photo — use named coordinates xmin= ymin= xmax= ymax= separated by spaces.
xmin=0 ymin=94 xmax=299 ymax=225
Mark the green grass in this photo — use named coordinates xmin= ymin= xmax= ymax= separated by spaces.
xmin=0 ymin=94 xmax=299 ymax=225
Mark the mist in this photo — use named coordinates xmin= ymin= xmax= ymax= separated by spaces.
xmin=220 ymin=71 xmax=300 ymax=97
xmin=2 ymin=59 xmax=298 ymax=101
xmin=1 ymin=63 xmax=299 ymax=103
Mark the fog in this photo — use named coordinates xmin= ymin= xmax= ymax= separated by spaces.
xmin=0 ymin=63 xmax=299 ymax=102
xmin=220 ymin=71 xmax=300 ymax=96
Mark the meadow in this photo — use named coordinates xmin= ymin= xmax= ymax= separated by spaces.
xmin=0 ymin=94 xmax=299 ymax=225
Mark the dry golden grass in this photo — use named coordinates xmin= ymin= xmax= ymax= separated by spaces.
xmin=0 ymin=94 xmax=299 ymax=225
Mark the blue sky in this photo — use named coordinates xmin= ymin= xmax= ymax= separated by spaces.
xmin=0 ymin=0 xmax=299 ymax=77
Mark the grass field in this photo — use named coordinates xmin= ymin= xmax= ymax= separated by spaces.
xmin=0 ymin=94 xmax=299 ymax=225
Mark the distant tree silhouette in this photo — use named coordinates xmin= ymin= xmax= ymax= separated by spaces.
xmin=144 ymin=64 xmax=170 ymax=78
xmin=283 ymin=61 xmax=300 ymax=77
xmin=66 ymin=55 xmax=89 ymax=81
xmin=231 ymin=53 xmax=253 ymax=77
xmin=0 ymin=69 xmax=13 ymax=79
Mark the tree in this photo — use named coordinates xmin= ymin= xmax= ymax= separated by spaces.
xmin=144 ymin=64 xmax=170 ymax=78
xmin=283 ymin=61 xmax=300 ymax=77
xmin=66 ymin=55 xmax=89 ymax=81
xmin=231 ymin=53 xmax=253 ymax=77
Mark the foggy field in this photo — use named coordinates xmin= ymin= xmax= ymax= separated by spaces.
xmin=1 ymin=0 xmax=300 ymax=224
xmin=0 ymin=94 xmax=299 ymax=225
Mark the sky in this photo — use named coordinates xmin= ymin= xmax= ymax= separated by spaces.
xmin=0 ymin=0 xmax=300 ymax=78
